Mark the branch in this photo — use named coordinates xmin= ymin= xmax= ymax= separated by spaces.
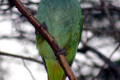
xmin=0 ymin=35 xmax=35 ymax=43
xmin=77 ymin=44 xmax=120 ymax=77
xmin=1 ymin=1 xmax=120 ymax=12
xmin=82 ymin=5 xmax=120 ymax=12
xmin=100 ymin=1 xmax=115 ymax=28
xmin=83 ymin=24 xmax=120 ymax=42
xmin=91 ymin=43 xmax=120 ymax=80
xmin=100 ymin=0 xmax=120 ymax=42
xmin=11 ymin=0 xmax=77 ymax=80
xmin=0 ymin=51 xmax=43 ymax=64
xmin=22 ymin=60 xmax=36 ymax=80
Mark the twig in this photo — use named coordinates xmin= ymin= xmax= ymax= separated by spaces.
xmin=82 ymin=5 xmax=120 ymax=12
xmin=1 ymin=1 xmax=120 ymax=12
xmin=100 ymin=0 xmax=120 ymax=42
xmin=83 ymin=25 xmax=120 ymax=42
xmin=11 ymin=0 xmax=77 ymax=80
xmin=92 ymin=44 xmax=120 ymax=80
xmin=0 ymin=51 xmax=43 ymax=64
xmin=109 ymin=44 xmax=120 ymax=59
xmin=0 ymin=35 xmax=36 ymax=43
xmin=22 ymin=60 xmax=36 ymax=80
xmin=77 ymin=44 xmax=120 ymax=79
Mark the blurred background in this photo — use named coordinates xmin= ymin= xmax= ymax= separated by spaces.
xmin=0 ymin=0 xmax=120 ymax=80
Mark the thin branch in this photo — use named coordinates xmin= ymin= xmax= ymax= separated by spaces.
xmin=92 ymin=43 xmax=120 ymax=80
xmin=11 ymin=0 xmax=77 ymax=80
xmin=1 ymin=1 xmax=120 ymax=12
xmin=109 ymin=44 xmax=120 ymax=59
xmin=100 ymin=0 xmax=120 ymax=42
xmin=82 ymin=5 xmax=120 ymax=12
xmin=0 ymin=51 xmax=43 ymax=64
xmin=83 ymin=24 xmax=120 ymax=42
xmin=77 ymin=44 xmax=120 ymax=78
xmin=100 ymin=1 xmax=115 ymax=28
xmin=0 ymin=35 xmax=35 ymax=43
xmin=22 ymin=60 xmax=36 ymax=80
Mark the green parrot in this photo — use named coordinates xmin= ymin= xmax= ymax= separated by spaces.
xmin=36 ymin=0 xmax=83 ymax=80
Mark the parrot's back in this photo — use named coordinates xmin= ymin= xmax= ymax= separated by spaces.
xmin=36 ymin=0 xmax=83 ymax=80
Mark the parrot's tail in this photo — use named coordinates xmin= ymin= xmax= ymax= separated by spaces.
xmin=43 ymin=58 xmax=65 ymax=80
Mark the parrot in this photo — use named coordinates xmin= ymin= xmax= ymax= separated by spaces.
xmin=36 ymin=0 xmax=83 ymax=80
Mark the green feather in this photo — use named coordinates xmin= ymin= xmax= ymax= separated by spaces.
xmin=36 ymin=0 xmax=83 ymax=80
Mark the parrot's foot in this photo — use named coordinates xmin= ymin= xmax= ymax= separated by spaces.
xmin=40 ymin=22 xmax=48 ymax=30
xmin=35 ymin=22 xmax=47 ymax=34
xmin=56 ymin=49 xmax=66 ymax=56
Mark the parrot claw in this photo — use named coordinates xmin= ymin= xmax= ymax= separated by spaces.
xmin=40 ymin=22 xmax=48 ymax=30
xmin=35 ymin=30 xmax=39 ymax=34
xmin=35 ymin=22 xmax=48 ymax=34
xmin=56 ymin=49 xmax=66 ymax=56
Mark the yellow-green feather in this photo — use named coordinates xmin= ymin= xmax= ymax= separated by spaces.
xmin=44 ymin=59 xmax=65 ymax=80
